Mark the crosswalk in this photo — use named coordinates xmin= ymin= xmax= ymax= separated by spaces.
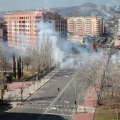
xmin=25 ymin=102 xmax=74 ymax=108
xmin=17 ymin=105 xmax=74 ymax=112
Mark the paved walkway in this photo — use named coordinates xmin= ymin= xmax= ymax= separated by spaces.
xmin=0 ymin=68 xmax=60 ymax=113
xmin=74 ymin=56 xmax=109 ymax=120
xmin=74 ymin=85 xmax=96 ymax=120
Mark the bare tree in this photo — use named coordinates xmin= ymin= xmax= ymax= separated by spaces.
xmin=0 ymin=47 xmax=8 ymax=105
xmin=103 ymin=59 xmax=120 ymax=108
xmin=28 ymin=34 xmax=53 ymax=79
xmin=22 ymin=56 xmax=31 ymax=71
xmin=80 ymin=57 xmax=106 ymax=105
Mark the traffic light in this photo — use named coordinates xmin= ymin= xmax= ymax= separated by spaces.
xmin=75 ymin=101 xmax=76 ymax=105
xmin=58 ymin=88 xmax=60 ymax=91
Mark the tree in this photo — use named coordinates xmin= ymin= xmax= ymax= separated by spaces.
xmin=28 ymin=34 xmax=53 ymax=77
xmin=13 ymin=54 xmax=16 ymax=79
xmin=22 ymin=56 xmax=31 ymax=71
xmin=17 ymin=57 xmax=22 ymax=80
xmin=103 ymin=59 xmax=120 ymax=108
xmin=0 ymin=47 xmax=8 ymax=105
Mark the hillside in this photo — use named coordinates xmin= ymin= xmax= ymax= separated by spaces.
xmin=54 ymin=2 xmax=119 ymax=18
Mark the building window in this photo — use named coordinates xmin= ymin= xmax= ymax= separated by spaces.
xmin=43 ymin=16 xmax=46 ymax=19
xmin=35 ymin=16 xmax=41 ymax=19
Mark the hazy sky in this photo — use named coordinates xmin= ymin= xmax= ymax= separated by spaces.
xmin=0 ymin=0 xmax=119 ymax=11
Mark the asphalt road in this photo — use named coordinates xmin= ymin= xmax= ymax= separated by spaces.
xmin=0 ymin=69 xmax=90 ymax=120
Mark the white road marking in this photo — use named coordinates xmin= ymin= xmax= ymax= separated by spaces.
xmin=45 ymin=113 xmax=72 ymax=117
xmin=44 ymin=71 xmax=80 ymax=114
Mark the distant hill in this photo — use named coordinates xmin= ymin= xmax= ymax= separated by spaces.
xmin=0 ymin=11 xmax=6 ymax=17
xmin=54 ymin=2 xmax=120 ymax=19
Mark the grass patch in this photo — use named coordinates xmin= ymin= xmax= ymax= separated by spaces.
xmin=93 ymin=106 xmax=116 ymax=120
xmin=22 ymin=70 xmax=34 ymax=79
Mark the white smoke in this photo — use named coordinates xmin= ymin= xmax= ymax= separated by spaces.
xmin=37 ymin=21 xmax=65 ymax=66
xmin=111 ymin=52 xmax=120 ymax=63
xmin=36 ymin=21 xmax=104 ymax=69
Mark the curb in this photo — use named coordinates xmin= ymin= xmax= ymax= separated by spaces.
xmin=1 ymin=69 xmax=60 ymax=113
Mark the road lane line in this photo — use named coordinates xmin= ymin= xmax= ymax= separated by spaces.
xmin=45 ymin=113 xmax=72 ymax=116
xmin=43 ymin=70 xmax=80 ymax=114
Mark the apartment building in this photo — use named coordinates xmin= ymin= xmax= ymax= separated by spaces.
xmin=4 ymin=9 xmax=67 ymax=48
xmin=0 ymin=17 xmax=7 ymax=40
xmin=67 ymin=16 xmax=103 ymax=37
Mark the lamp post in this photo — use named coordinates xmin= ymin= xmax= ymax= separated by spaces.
xmin=74 ymin=62 xmax=84 ymax=113
xmin=21 ymin=82 xmax=26 ymax=102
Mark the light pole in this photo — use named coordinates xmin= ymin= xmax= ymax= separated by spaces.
xmin=21 ymin=82 xmax=26 ymax=102
xmin=74 ymin=62 xmax=84 ymax=113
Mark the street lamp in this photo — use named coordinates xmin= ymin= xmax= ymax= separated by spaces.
xmin=21 ymin=82 xmax=26 ymax=102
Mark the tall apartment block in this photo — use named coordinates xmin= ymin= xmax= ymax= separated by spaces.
xmin=67 ymin=16 xmax=103 ymax=37
xmin=0 ymin=17 xmax=7 ymax=40
xmin=4 ymin=9 xmax=67 ymax=48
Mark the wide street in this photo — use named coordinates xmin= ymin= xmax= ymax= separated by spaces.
xmin=0 ymin=69 xmax=90 ymax=120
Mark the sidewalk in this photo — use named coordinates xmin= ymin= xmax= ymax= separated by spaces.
xmin=74 ymin=85 xmax=96 ymax=120
xmin=74 ymin=56 xmax=109 ymax=120
xmin=0 ymin=68 xmax=60 ymax=113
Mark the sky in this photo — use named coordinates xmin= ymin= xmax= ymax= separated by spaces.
xmin=0 ymin=0 xmax=119 ymax=11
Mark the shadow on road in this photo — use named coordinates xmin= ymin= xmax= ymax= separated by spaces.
xmin=0 ymin=112 xmax=65 ymax=120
